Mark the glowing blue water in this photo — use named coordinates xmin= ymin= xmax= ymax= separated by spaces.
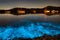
xmin=0 ymin=22 xmax=60 ymax=40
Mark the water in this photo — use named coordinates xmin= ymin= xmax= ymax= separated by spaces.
xmin=0 ymin=13 xmax=60 ymax=40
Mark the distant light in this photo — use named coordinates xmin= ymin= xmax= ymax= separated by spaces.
xmin=44 ymin=9 xmax=50 ymax=15
xmin=5 ymin=11 xmax=10 ymax=14
xmin=44 ymin=9 xmax=50 ymax=13
xmin=33 ymin=10 xmax=36 ymax=13
xmin=17 ymin=10 xmax=25 ymax=14
xmin=46 ymin=10 xmax=50 ymax=13
xmin=51 ymin=10 xmax=55 ymax=13
xmin=56 ymin=10 xmax=59 ymax=13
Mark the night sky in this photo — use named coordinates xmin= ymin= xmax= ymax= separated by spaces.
xmin=0 ymin=0 xmax=60 ymax=9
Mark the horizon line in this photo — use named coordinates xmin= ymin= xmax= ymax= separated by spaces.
xmin=0 ymin=6 xmax=60 ymax=10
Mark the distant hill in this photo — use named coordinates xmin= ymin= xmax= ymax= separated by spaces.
xmin=0 ymin=6 xmax=60 ymax=15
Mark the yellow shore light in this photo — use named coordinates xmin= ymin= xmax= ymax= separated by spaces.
xmin=46 ymin=10 xmax=50 ymax=13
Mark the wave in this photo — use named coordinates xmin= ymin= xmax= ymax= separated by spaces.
xmin=0 ymin=21 xmax=60 ymax=40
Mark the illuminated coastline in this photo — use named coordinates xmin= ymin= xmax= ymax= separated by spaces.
xmin=0 ymin=6 xmax=60 ymax=16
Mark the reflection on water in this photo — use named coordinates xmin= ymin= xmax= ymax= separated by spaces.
xmin=0 ymin=13 xmax=60 ymax=40
xmin=0 ymin=13 xmax=60 ymax=25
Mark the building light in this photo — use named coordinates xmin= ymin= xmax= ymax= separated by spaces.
xmin=51 ymin=10 xmax=55 ymax=14
xmin=44 ymin=8 xmax=50 ymax=15
xmin=55 ymin=10 xmax=59 ymax=13
xmin=44 ymin=10 xmax=50 ymax=13
xmin=46 ymin=10 xmax=50 ymax=13
xmin=5 ymin=11 xmax=10 ymax=14
xmin=44 ymin=8 xmax=50 ymax=13
xmin=17 ymin=10 xmax=25 ymax=15
xmin=33 ymin=10 xmax=36 ymax=13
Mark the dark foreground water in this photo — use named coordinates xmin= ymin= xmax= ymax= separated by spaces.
xmin=0 ymin=14 xmax=60 ymax=40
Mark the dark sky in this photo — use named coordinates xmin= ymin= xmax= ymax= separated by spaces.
xmin=0 ymin=0 xmax=60 ymax=9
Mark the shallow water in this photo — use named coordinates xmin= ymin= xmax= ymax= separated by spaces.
xmin=0 ymin=13 xmax=60 ymax=40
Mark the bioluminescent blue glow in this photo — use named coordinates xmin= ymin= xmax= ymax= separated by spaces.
xmin=0 ymin=22 xmax=60 ymax=40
